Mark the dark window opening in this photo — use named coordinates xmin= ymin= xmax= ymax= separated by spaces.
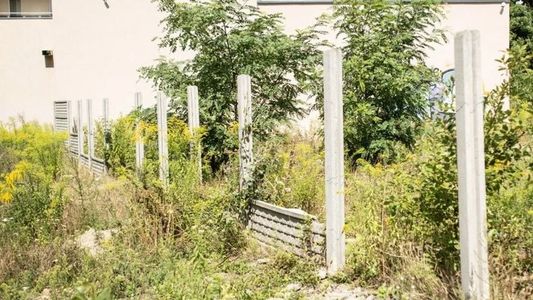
xmin=9 ymin=0 xmax=20 ymax=17
xmin=428 ymin=68 xmax=455 ymax=119
xmin=42 ymin=50 xmax=54 ymax=68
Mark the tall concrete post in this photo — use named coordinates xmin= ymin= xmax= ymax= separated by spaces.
xmin=102 ymin=98 xmax=109 ymax=173
xmin=323 ymin=48 xmax=345 ymax=274
xmin=66 ymin=101 xmax=72 ymax=150
xmin=187 ymin=86 xmax=202 ymax=181
xmin=67 ymin=101 xmax=72 ymax=134
xmin=77 ymin=100 xmax=84 ymax=159
xmin=237 ymin=75 xmax=253 ymax=191
xmin=455 ymin=30 xmax=489 ymax=300
xmin=157 ymin=92 xmax=169 ymax=187
xmin=87 ymin=99 xmax=94 ymax=169
xmin=102 ymin=99 xmax=109 ymax=147
xmin=103 ymin=98 xmax=109 ymax=133
xmin=134 ymin=92 xmax=145 ymax=175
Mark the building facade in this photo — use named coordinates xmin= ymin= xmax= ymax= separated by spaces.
xmin=0 ymin=0 xmax=509 ymax=124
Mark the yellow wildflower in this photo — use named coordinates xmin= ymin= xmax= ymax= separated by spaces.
xmin=0 ymin=161 xmax=28 ymax=204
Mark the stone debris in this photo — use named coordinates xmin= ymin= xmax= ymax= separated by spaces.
xmin=36 ymin=288 xmax=51 ymax=300
xmin=270 ymin=283 xmax=376 ymax=300
xmin=322 ymin=285 xmax=375 ymax=300
xmin=284 ymin=283 xmax=303 ymax=292
xmin=256 ymin=258 xmax=271 ymax=265
xmin=317 ymin=267 xmax=328 ymax=280
xmin=76 ymin=228 xmax=117 ymax=256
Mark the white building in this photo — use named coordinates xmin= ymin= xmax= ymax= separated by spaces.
xmin=0 ymin=0 xmax=509 ymax=124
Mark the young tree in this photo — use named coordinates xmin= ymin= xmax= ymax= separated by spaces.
xmin=141 ymin=0 xmax=322 ymax=172
xmin=511 ymin=0 xmax=533 ymax=50
xmin=510 ymin=1 xmax=533 ymax=109
xmin=332 ymin=0 xmax=446 ymax=164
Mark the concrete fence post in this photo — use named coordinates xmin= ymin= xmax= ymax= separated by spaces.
xmin=67 ymin=101 xmax=72 ymax=132
xmin=237 ymin=75 xmax=253 ymax=191
xmin=103 ymin=98 xmax=109 ymax=129
xmin=323 ymin=48 xmax=345 ymax=274
xmin=187 ymin=85 xmax=202 ymax=181
xmin=103 ymin=98 xmax=109 ymax=146
xmin=77 ymin=100 xmax=84 ymax=159
xmin=102 ymin=98 xmax=109 ymax=173
xmin=66 ymin=101 xmax=72 ymax=150
xmin=103 ymin=98 xmax=109 ymax=141
xmin=87 ymin=99 xmax=94 ymax=168
xmin=134 ymin=92 xmax=145 ymax=175
xmin=455 ymin=30 xmax=489 ymax=300
xmin=157 ymin=92 xmax=169 ymax=187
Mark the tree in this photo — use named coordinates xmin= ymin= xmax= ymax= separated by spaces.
xmin=332 ymin=0 xmax=446 ymax=164
xmin=509 ymin=1 xmax=533 ymax=109
xmin=141 ymin=0 xmax=322 ymax=172
xmin=510 ymin=0 xmax=533 ymax=69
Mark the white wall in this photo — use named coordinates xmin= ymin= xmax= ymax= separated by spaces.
xmin=0 ymin=1 xmax=509 ymax=124
xmin=260 ymin=3 xmax=510 ymax=92
xmin=0 ymin=0 xmax=174 ymax=123
xmin=260 ymin=2 xmax=509 ymax=132
xmin=430 ymin=4 xmax=510 ymax=92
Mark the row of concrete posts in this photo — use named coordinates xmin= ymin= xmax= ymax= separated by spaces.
xmin=72 ymin=30 xmax=488 ymax=299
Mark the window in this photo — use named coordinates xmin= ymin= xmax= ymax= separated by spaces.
xmin=0 ymin=0 xmax=52 ymax=19
xmin=428 ymin=68 xmax=455 ymax=118
xmin=9 ymin=0 xmax=20 ymax=17
xmin=42 ymin=50 xmax=54 ymax=68
xmin=441 ymin=69 xmax=455 ymax=86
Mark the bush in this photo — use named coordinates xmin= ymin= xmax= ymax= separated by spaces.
xmin=105 ymin=111 xmax=193 ymax=181
xmin=0 ymin=121 xmax=66 ymax=240
xmin=331 ymin=0 xmax=446 ymax=164
xmin=141 ymin=0 xmax=323 ymax=172
xmin=342 ymin=76 xmax=532 ymax=297
xmin=253 ymin=133 xmax=325 ymax=217
xmin=107 ymin=115 xmax=136 ymax=175
xmin=0 ymin=121 xmax=72 ymax=296
xmin=1 ymin=122 xmax=266 ymax=299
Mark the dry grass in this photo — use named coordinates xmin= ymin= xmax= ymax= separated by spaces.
xmin=61 ymin=157 xmax=132 ymax=233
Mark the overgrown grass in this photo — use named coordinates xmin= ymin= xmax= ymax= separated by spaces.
xmin=254 ymin=133 xmax=325 ymax=218
xmin=0 ymin=120 xmax=322 ymax=299
xmin=252 ymin=85 xmax=532 ymax=298
xmin=1 ymin=72 xmax=531 ymax=299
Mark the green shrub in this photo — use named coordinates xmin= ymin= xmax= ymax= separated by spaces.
xmin=0 ymin=121 xmax=67 ymax=239
xmin=331 ymin=0 xmax=446 ymax=163
xmin=107 ymin=115 xmax=136 ymax=175
xmin=105 ymin=112 xmax=192 ymax=181
xmin=141 ymin=0 xmax=323 ymax=172
xmin=253 ymin=134 xmax=325 ymax=217
xmin=342 ymin=76 xmax=532 ymax=297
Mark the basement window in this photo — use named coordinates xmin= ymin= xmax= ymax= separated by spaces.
xmin=42 ymin=50 xmax=54 ymax=68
